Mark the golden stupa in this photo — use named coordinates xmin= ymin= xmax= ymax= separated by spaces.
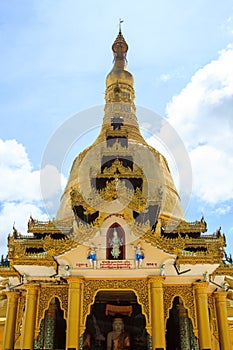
xmin=57 ymin=28 xmax=185 ymax=228
xmin=0 ymin=26 xmax=233 ymax=350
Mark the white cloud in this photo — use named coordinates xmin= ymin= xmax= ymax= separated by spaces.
xmin=0 ymin=139 xmax=66 ymax=253
xmin=166 ymin=45 xmax=233 ymax=204
xmin=40 ymin=164 xmax=67 ymax=200
xmin=0 ymin=139 xmax=40 ymax=202
xmin=0 ymin=139 xmax=31 ymax=170
xmin=0 ymin=139 xmax=66 ymax=203
xmin=160 ymin=73 xmax=172 ymax=82
xmin=190 ymin=145 xmax=233 ymax=203
xmin=225 ymin=16 xmax=233 ymax=35
xmin=159 ymin=69 xmax=184 ymax=83
xmin=214 ymin=205 xmax=231 ymax=215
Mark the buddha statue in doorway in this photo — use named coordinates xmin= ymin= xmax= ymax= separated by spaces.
xmin=107 ymin=317 xmax=130 ymax=350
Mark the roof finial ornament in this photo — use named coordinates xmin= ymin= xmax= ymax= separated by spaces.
xmin=112 ymin=20 xmax=128 ymax=64
xmin=119 ymin=18 xmax=124 ymax=34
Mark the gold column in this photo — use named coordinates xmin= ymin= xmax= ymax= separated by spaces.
xmin=21 ymin=284 xmax=39 ymax=350
xmin=214 ymin=291 xmax=231 ymax=350
xmin=149 ymin=276 xmax=166 ymax=350
xmin=193 ymin=282 xmax=211 ymax=350
xmin=3 ymin=291 xmax=19 ymax=350
xmin=66 ymin=277 xmax=83 ymax=350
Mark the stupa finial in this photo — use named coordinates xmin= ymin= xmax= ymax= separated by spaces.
xmin=119 ymin=18 xmax=124 ymax=34
xmin=112 ymin=20 xmax=128 ymax=64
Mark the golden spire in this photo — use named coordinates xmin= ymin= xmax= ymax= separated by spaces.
xmin=112 ymin=20 xmax=128 ymax=68
xmin=105 ymin=23 xmax=134 ymax=102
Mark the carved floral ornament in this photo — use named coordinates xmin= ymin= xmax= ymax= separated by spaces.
xmin=95 ymin=158 xmax=143 ymax=178
xmin=208 ymin=294 xmax=219 ymax=338
xmin=142 ymin=229 xmax=226 ymax=263
xmin=6 ymin=225 xmax=227 ymax=269
xmin=81 ymin=279 xmax=199 ymax=335
xmin=36 ymin=285 xmax=68 ymax=334
xmin=15 ymin=294 xmax=26 ymax=342
xmin=31 ymin=278 xmax=200 ymax=340
xmin=6 ymin=185 xmax=227 ymax=266
xmin=160 ymin=218 xmax=207 ymax=234
xmin=7 ymin=223 xmax=227 ymax=265
xmin=81 ymin=279 xmax=150 ymax=333
xmin=27 ymin=217 xmax=71 ymax=234
xmin=70 ymin=182 xmax=148 ymax=212
xmin=163 ymin=285 xmax=197 ymax=330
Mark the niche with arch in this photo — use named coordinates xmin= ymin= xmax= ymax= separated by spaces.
xmin=106 ymin=223 xmax=125 ymax=260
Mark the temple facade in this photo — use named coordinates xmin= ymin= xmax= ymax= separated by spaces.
xmin=1 ymin=28 xmax=233 ymax=350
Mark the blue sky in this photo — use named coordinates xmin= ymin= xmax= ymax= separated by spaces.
xmin=0 ymin=0 xmax=233 ymax=254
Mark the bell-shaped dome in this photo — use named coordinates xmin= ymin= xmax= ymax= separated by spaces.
xmin=106 ymin=67 xmax=134 ymax=90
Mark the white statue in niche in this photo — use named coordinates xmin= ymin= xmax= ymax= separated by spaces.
xmin=109 ymin=228 xmax=122 ymax=259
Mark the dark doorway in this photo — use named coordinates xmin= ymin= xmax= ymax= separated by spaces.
xmin=34 ymin=297 xmax=66 ymax=349
xmin=166 ymin=297 xmax=180 ymax=350
xmin=54 ymin=298 xmax=66 ymax=350
xmin=165 ymin=296 xmax=199 ymax=350
xmin=83 ymin=290 xmax=149 ymax=350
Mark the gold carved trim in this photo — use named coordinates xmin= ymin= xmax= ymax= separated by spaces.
xmin=160 ymin=218 xmax=207 ymax=234
xmin=81 ymin=279 xmax=149 ymax=332
xmin=13 ymin=259 xmax=57 ymax=268
xmin=28 ymin=217 xmax=71 ymax=234
xmin=208 ymin=293 xmax=219 ymax=341
xmin=143 ymin=229 xmax=225 ymax=263
xmin=36 ymin=285 xmax=68 ymax=333
xmin=0 ymin=266 xmax=19 ymax=277
xmin=148 ymin=276 xmax=166 ymax=285
xmin=15 ymin=293 xmax=26 ymax=342
xmin=163 ymin=285 xmax=197 ymax=330
xmin=214 ymin=263 xmax=233 ymax=277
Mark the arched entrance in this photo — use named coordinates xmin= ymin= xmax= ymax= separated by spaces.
xmin=166 ymin=296 xmax=199 ymax=350
xmin=83 ymin=290 xmax=149 ymax=350
xmin=35 ymin=297 xmax=66 ymax=349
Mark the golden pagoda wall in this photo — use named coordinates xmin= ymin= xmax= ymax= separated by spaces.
xmin=1 ymin=277 xmax=232 ymax=350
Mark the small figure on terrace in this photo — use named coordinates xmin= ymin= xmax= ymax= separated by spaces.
xmin=87 ymin=244 xmax=97 ymax=269
xmin=202 ymin=271 xmax=208 ymax=281
xmin=159 ymin=264 xmax=165 ymax=276
xmin=134 ymin=243 xmax=144 ymax=269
